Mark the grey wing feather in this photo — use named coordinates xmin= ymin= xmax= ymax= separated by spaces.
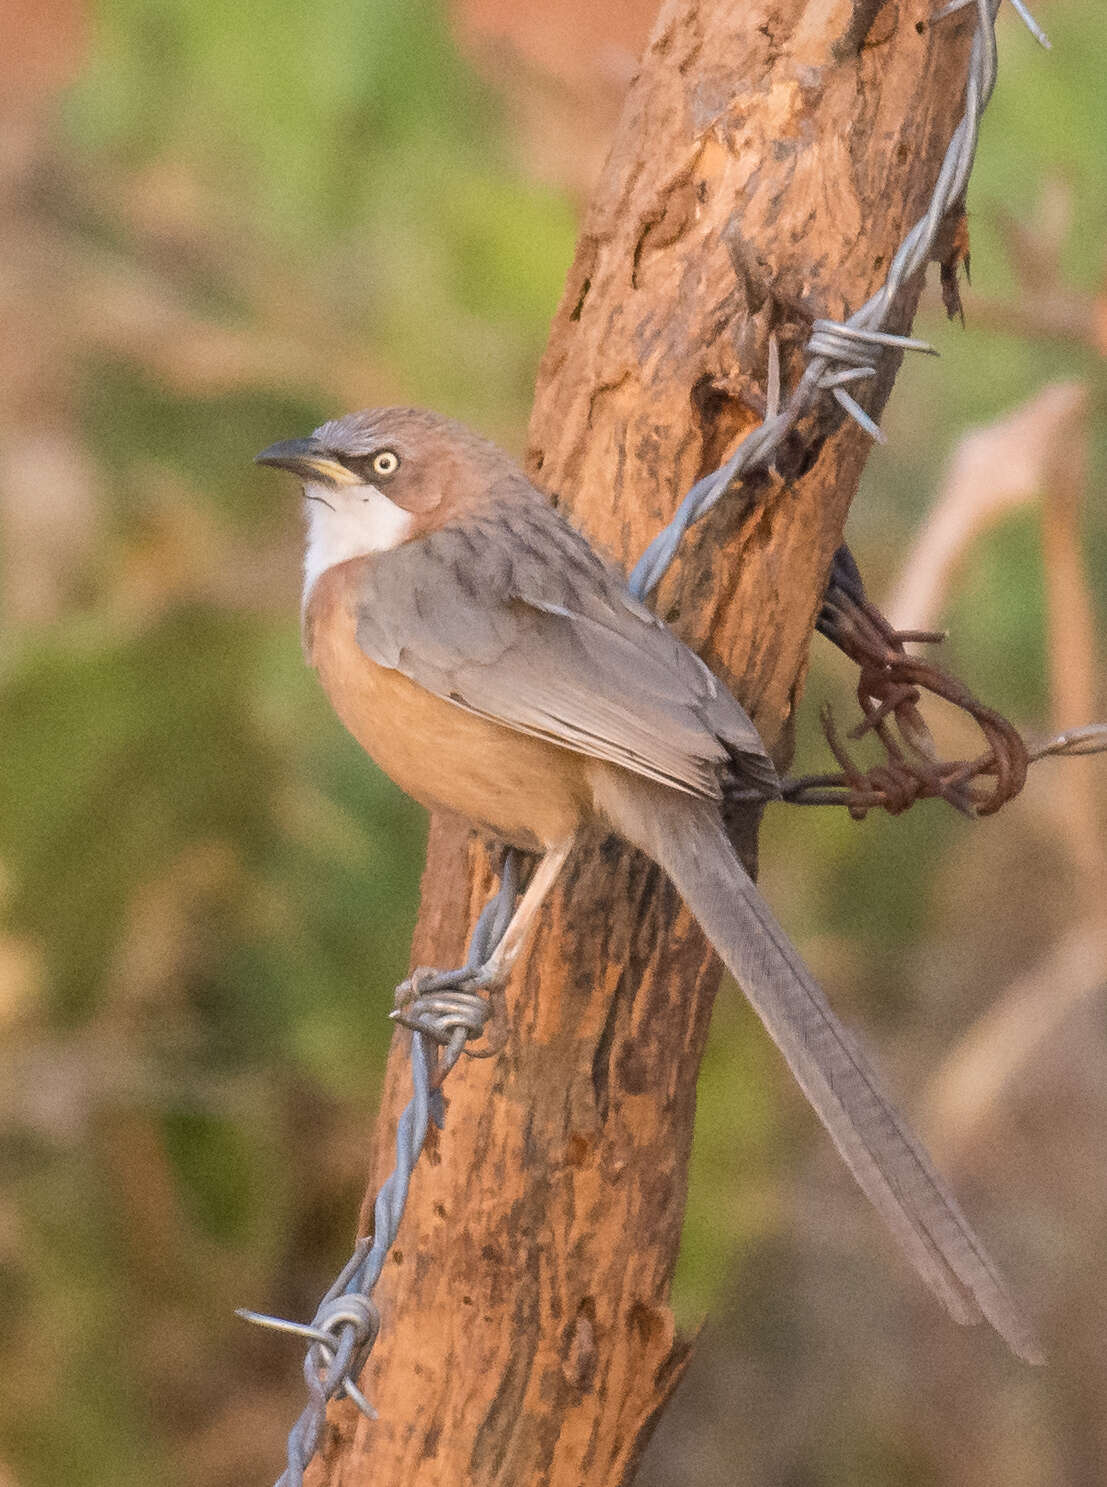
xmin=354 ymin=496 xmax=776 ymax=798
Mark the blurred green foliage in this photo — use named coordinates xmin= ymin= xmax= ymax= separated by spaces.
xmin=1 ymin=2 xmax=1104 ymax=1485
xmin=66 ymin=0 xmax=577 ymax=423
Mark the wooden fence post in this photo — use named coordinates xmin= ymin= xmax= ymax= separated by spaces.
xmin=319 ymin=2 xmax=979 ymax=1481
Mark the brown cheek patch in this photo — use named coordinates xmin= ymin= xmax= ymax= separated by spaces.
xmin=387 ymin=468 xmax=444 ymax=515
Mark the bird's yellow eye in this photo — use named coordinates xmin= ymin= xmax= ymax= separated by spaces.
xmin=371 ymin=449 xmax=400 ymax=479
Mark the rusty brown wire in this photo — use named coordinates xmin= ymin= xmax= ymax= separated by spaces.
xmin=754 ymin=552 xmax=1069 ymax=821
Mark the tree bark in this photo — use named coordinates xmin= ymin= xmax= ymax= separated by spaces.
xmin=319 ymin=1 xmax=978 ymax=1481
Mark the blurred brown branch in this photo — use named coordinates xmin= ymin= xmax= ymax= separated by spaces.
xmin=927 ymin=922 xmax=1107 ymax=1158
xmin=40 ymin=159 xmax=398 ymax=407
xmin=884 ymin=381 xmax=1088 ymax=635
xmin=886 ymin=380 xmax=1107 ymax=1154
xmin=967 ymin=182 xmax=1107 ymax=356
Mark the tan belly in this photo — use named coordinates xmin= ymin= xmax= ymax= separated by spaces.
xmin=305 ymin=563 xmax=587 ymax=851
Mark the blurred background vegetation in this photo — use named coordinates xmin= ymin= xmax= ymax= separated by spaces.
xmin=0 ymin=1 xmax=1103 ymax=1483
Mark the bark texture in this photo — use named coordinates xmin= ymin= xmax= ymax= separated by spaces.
xmin=319 ymin=1 xmax=978 ymax=1482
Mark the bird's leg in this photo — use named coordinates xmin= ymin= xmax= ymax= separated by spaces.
xmin=478 ymin=838 xmax=572 ymax=986
xmin=395 ymin=839 xmax=573 ymax=1015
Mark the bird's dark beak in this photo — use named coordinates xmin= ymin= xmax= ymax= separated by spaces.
xmin=254 ymin=437 xmax=354 ymax=485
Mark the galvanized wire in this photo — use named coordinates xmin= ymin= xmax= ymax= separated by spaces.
xmin=629 ymin=0 xmax=1049 ymax=599
xmin=244 ymin=4 xmax=1048 ymax=1481
xmin=237 ymin=859 xmax=519 ymax=1484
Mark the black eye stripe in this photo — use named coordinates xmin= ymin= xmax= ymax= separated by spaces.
xmin=341 ymin=450 xmax=400 ymax=482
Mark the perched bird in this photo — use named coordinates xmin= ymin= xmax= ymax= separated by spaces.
xmin=257 ymin=406 xmax=1039 ymax=1362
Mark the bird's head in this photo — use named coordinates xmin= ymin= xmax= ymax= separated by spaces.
xmin=256 ymin=406 xmax=520 ymax=597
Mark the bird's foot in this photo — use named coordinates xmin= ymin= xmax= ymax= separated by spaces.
xmin=396 ymin=961 xmax=502 ymax=1003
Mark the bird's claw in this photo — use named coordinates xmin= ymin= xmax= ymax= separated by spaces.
xmin=395 ymin=961 xmax=500 ymax=1008
xmin=457 ymin=961 xmax=504 ymax=993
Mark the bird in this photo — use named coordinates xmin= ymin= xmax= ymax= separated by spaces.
xmin=256 ymin=405 xmax=1040 ymax=1363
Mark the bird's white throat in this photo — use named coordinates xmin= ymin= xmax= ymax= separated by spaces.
xmin=302 ymin=482 xmax=414 ymax=602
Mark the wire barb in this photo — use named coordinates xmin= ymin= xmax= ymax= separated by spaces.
xmin=241 ymin=865 xmax=515 ymax=1485
xmin=628 ymin=0 xmax=1057 ymax=605
xmin=813 ymin=550 xmax=1028 ymax=816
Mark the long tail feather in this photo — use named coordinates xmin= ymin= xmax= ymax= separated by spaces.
xmin=595 ymin=771 xmax=1041 ymax=1363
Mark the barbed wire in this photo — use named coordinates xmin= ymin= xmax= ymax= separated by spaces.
xmin=242 ymin=3 xmax=1054 ymax=1481
xmin=773 ymin=720 xmax=1107 ymax=813
xmin=734 ymin=555 xmax=1107 ymax=814
xmin=236 ymin=857 xmax=519 ymax=1484
xmin=628 ymin=0 xmax=1040 ymax=598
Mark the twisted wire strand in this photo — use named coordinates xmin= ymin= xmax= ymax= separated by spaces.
xmin=245 ymin=5 xmax=1049 ymax=1481
xmin=628 ymin=0 xmax=1048 ymax=600
xmin=239 ymin=862 xmax=518 ymax=1485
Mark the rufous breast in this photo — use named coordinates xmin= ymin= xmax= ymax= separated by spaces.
xmin=304 ymin=557 xmax=587 ymax=852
